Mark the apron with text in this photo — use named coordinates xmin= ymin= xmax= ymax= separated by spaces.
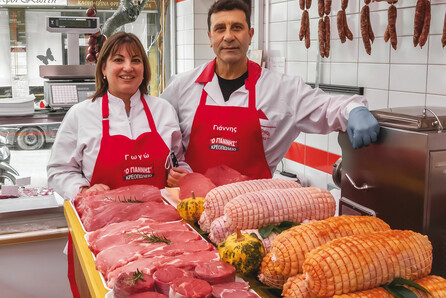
xmin=185 ymin=59 xmax=272 ymax=179
xmin=68 ymin=93 xmax=169 ymax=297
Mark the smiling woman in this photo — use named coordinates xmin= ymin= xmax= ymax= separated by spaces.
xmin=47 ymin=31 xmax=191 ymax=199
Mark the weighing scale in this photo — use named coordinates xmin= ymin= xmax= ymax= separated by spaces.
xmin=40 ymin=16 xmax=100 ymax=109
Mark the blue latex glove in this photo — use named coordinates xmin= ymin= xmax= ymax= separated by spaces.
xmin=347 ymin=106 xmax=380 ymax=149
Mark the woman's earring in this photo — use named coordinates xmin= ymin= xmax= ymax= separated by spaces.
xmin=103 ymin=76 xmax=107 ymax=80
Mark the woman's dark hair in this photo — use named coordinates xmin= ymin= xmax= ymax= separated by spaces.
xmin=207 ymin=0 xmax=251 ymax=31
xmin=90 ymin=32 xmax=151 ymax=101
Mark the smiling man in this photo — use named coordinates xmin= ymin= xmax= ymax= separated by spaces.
xmin=161 ymin=0 xmax=380 ymax=179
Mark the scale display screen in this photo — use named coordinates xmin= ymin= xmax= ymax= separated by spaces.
xmin=46 ymin=16 xmax=99 ymax=33
xmin=44 ymin=81 xmax=96 ymax=108
xmin=52 ymin=18 xmax=94 ymax=28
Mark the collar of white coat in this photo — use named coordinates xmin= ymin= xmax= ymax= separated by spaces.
xmin=195 ymin=58 xmax=261 ymax=84
xmin=106 ymin=89 xmax=142 ymax=108
xmin=196 ymin=59 xmax=252 ymax=106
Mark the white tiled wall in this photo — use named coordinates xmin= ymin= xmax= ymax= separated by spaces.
xmin=176 ymin=0 xmax=214 ymax=72
xmin=266 ymin=0 xmax=446 ymax=187
xmin=176 ymin=0 xmax=446 ymax=188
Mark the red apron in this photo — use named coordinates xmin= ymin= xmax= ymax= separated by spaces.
xmin=185 ymin=59 xmax=272 ymax=179
xmin=68 ymin=93 xmax=169 ymax=297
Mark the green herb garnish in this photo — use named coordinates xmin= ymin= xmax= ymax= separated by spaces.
xmin=383 ymin=277 xmax=432 ymax=298
xmin=104 ymin=196 xmax=143 ymax=203
xmin=125 ymin=268 xmax=145 ymax=286
xmin=130 ymin=232 xmax=172 ymax=244
xmin=258 ymin=221 xmax=300 ymax=239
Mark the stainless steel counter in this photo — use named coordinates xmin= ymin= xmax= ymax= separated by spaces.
xmin=0 ymin=194 xmax=68 ymax=244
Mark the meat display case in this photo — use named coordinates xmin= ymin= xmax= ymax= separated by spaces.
xmin=64 ymin=197 xmax=276 ymax=298
xmin=0 ymin=192 xmax=67 ymax=243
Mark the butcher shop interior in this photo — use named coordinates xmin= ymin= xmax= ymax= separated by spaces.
xmin=1 ymin=0 xmax=446 ymax=297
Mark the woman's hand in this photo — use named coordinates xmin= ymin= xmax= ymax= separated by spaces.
xmin=79 ymin=183 xmax=110 ymax=195
xmin=167 ymin=167 xmax=189 ymax=187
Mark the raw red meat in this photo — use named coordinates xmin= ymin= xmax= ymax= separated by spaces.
xmin=179 ymin=173 xmax=216 ymax=200
xmin=194 ymin=261 xmax=236 ymax=285
xmin=89 ymin=225 xmax=200 ymax=255
xmin=96 ymin=243 xmax=164 ymax=275
xmin=81 ymin=201 xmax=181 ymax=232
xmin=204 ymin=165 xmax=250 ymax=186
xmin=96 ymin=240 xmax=215 ymax=277
xmin=87 ymin=219 xmax=188 ymax=251
xmin=107 ymin=251 xmax=220 ymax=288
xmin=211 ymin=282 xmax=250 ymax=297
xmin=170 ymin=277 xmax=212 ymax=298
xmin=128 ymin=293 xmax=168 ymax=298
xmin=113 ymin=270 xmax=155 ymax=298
xmin=153 ymin=266 xmax=192 ymax=295
xmin=75 ymin=184 xmax=162 ymax=217
xmin=219 ymin=289 xmax=259 ymax=297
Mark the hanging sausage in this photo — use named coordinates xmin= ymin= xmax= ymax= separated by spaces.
xmin=413 ymin=0 xmax=431 ymax=48
xmin=384 ymin=2 xmax=398 ymax=50
xmin=336 ymin=0 xmax=353 ymax=43
xmin=360 ymin=0 xmax=374 ymax=55
xmin=299 ymin=0 xmax=311 ymax=49
xmin=318 ymin=0 xmax=331 ymax=58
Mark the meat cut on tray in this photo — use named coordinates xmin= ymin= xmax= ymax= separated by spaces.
xmin=153 ymin=266 xmax=193 ymax=295
xmin=89 ymin=222 xmax=201 ymax=255
xmin=74 ymin=184 xmax=162 ymax=217
xmin=113 ymin=270 xmax=155 ymax=298
xmin=82 ymin=201 xmax=180 ymax=232
xmin=74 ymin=184 xmax=181 ymax=232
xmin=106 ymin=251 xmax=221 ymax=288
xmin=178 ymin=172 xmax=216 ymax=200
xmin=169 ymin=277 xmax=213 ymax=298
xmin=203 ymin=164 xmax=250 ymax=186
xmin=96 ymin=240 xmax=215 ymax=277
xmin=73 ymin=184 xmax=260 ymax=297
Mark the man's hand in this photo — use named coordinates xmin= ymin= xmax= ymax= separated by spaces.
xmin=167 ymin=167 xmax=189 ymax=187
xmin=79 ymin=183 xmax=110 ymax=195
xmin=347 ymin=106 xmax=380 ymax=149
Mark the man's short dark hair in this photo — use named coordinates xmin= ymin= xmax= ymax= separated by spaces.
xmin=207 ymin=0 xmax=251 ymax=31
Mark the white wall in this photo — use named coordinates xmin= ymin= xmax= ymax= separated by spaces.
xmin=176 ymin=0 xmax=446 ymax=188
xmin=176 ymin=0 xmax=215 ymax=72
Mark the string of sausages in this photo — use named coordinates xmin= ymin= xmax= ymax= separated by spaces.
xmin=413 ymin=0 xmax=431 ymax=48
xmin=299 ymin=0 xmax=311 ymax=49
xmin=318 ymin=0 xmax=331 ymax=58
xmin=296 ymin=0 xmax=443 ymax=53
xmin=384 ymin=0 xmax=398 ymax=50
xmin=360 ymin=0 xmax=374 ymax=55
xmin=337 ymin=0 xmax=353 ymax=43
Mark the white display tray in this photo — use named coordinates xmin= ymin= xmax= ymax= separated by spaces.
xmin=160 ymin=187 xmax=180 ymax=208
xmin=0 ymin=192 xmax=63 ymax=213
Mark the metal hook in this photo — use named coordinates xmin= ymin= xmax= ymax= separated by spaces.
xmin=345 ymin=173 xmax=373 ymax=190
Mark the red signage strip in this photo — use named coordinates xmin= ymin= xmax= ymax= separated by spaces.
xmin=284 ymin=142 xmax=341 ymax=175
